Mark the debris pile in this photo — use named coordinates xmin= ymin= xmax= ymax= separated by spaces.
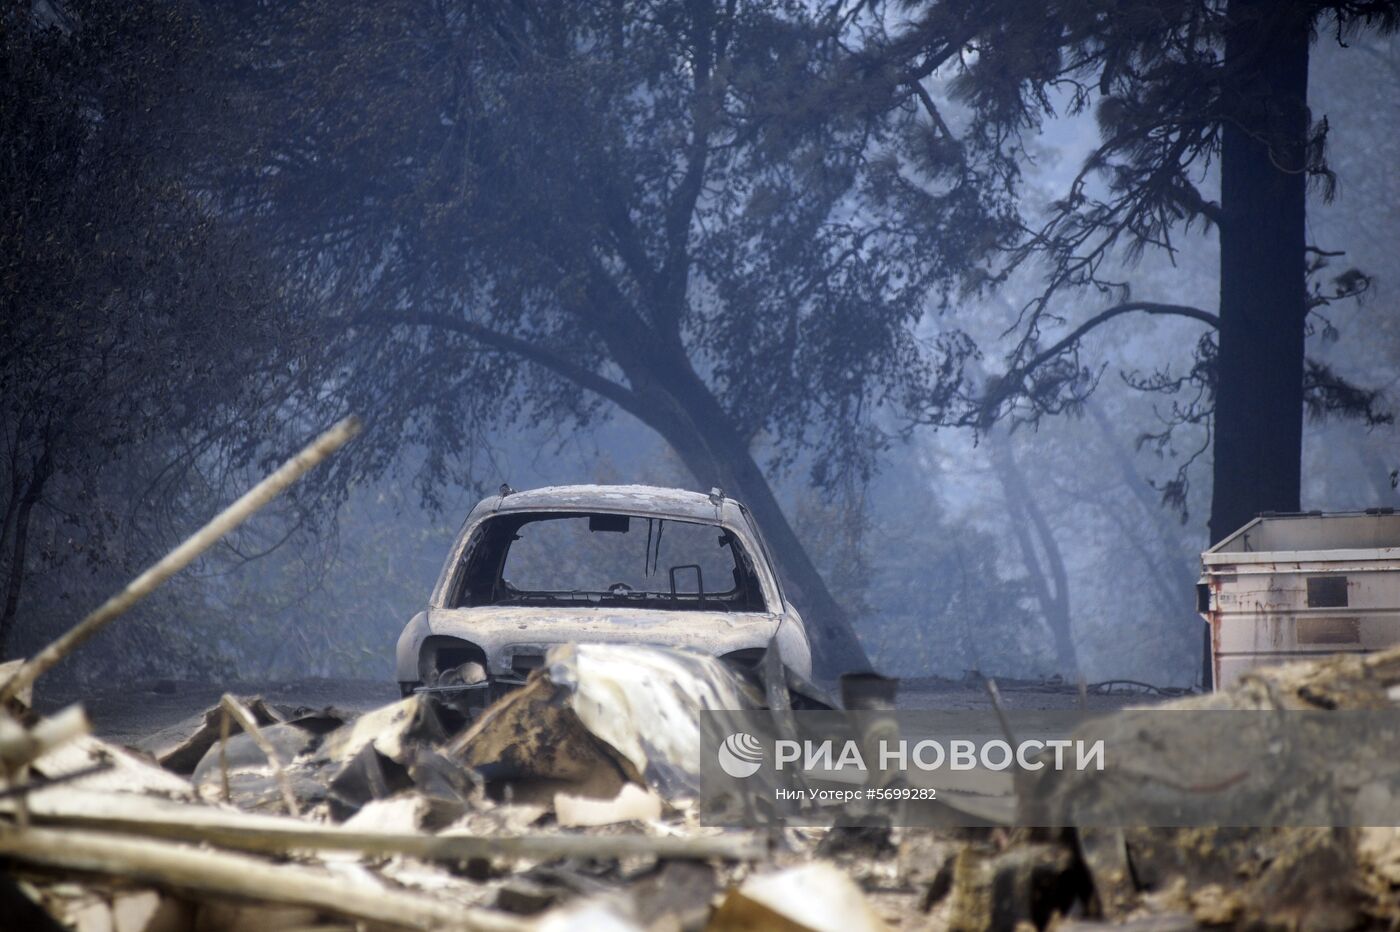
xmin=1023 ymin=648 xmax=1400 ymax=931
xmin=6 ymin=644 xmax=1400 ymax=930
xmin=1 ymin=645 xmax=867 ymax=931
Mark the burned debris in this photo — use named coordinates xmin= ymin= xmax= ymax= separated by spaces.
xmin=0 ymin=645 xmax=782 ymax=930
xmin=5 ymin=642 xmax=1400 ymax=930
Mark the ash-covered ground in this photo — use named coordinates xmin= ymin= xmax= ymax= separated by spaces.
xmin=36 ymin=674 xmax=1163 ymax=745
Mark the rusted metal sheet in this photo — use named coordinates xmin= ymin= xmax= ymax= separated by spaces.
xmin=1199 ymin=512 xmax=1400 ymax=689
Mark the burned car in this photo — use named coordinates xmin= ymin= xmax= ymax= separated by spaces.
xmin=395 ymin=484 xmax=812 ymax=710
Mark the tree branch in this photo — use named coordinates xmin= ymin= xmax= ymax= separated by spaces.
xmin=888 ymin=18 xmax=977 ymax=84
xmin=909 ymin=80 xmax=956 ymax=142
xmin=979 ymin=301 xmax=1219 ymax=426
xmin=368 ymin=312 xmax=652 ymax=424
xmin=657 ymin=0 xmax=721 ymax=332
xmin=1168 ymin=177 xmax=1224 ymax=226
xmin=600 ymin=192 xmax=664 ymax=300
xmin=1022 ymin=302 xmax=1219 ymax=376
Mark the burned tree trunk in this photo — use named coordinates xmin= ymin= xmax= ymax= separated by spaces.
xmin=0 ymin=447 xmax=51 ymax=659
xmin=1206 ymin=0 xmax=1312 ymax=685
xmin=1209 ymin=0 xmax=1312 ymax=544
xmin=631 ymin=352 xmax=874 ymax=679
xmin=989 ymin=433 xmax=1079 ymax=678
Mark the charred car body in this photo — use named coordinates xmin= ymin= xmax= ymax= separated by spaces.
xmin=395 ymin=484 xmax=812 ymax=710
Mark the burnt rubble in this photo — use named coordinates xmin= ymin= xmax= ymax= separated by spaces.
xmin=5 ymin=645 xmax=1400 ymax=930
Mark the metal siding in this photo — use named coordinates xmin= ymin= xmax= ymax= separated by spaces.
xmin=1200 ymin=514 xmax=1400 ymax=688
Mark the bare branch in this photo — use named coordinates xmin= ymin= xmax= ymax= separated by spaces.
xmin=976 ymin=301 xmax=1219 ymax=427
xmin=1020 ymin=302 xmax=1219 ymax=375
xmin=371 ymin=312 xmax=651 ymax=424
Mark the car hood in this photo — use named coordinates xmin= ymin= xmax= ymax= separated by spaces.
xmin=425 ymin=604 xmax=782 ymax=673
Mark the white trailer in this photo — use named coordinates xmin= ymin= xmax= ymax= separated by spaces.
xmin=1199 ymin=511 xmax=1400 ymax=690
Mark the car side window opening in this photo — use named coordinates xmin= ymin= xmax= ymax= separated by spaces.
xmin=451 ymin=512 xmax=766 ymax=611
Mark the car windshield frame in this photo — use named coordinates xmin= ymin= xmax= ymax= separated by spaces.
xmin=447 ymin=510 xmax=770 ymax=613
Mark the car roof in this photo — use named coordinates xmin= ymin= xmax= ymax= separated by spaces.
xmin=478 ymin=483 xmax=736 ymax=524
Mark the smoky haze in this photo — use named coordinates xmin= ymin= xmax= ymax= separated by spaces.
xmin=3 ymin=2 xmax=1398 ymax=692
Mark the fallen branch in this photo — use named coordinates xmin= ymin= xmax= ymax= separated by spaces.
xmin=219 ymin=703 xmax=231 ymax=803
xmin=218 ymin=694 xmax=299 ymax=817
xmin=59 ymin=813 xmax=765 ymax=862
xmin=0 ymin=417 xmax=362 ymax=704
xmin=0 ymin=826 xmax=524 ymax=932
xmin=7 ymin=789 xmax=768 ymax=862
